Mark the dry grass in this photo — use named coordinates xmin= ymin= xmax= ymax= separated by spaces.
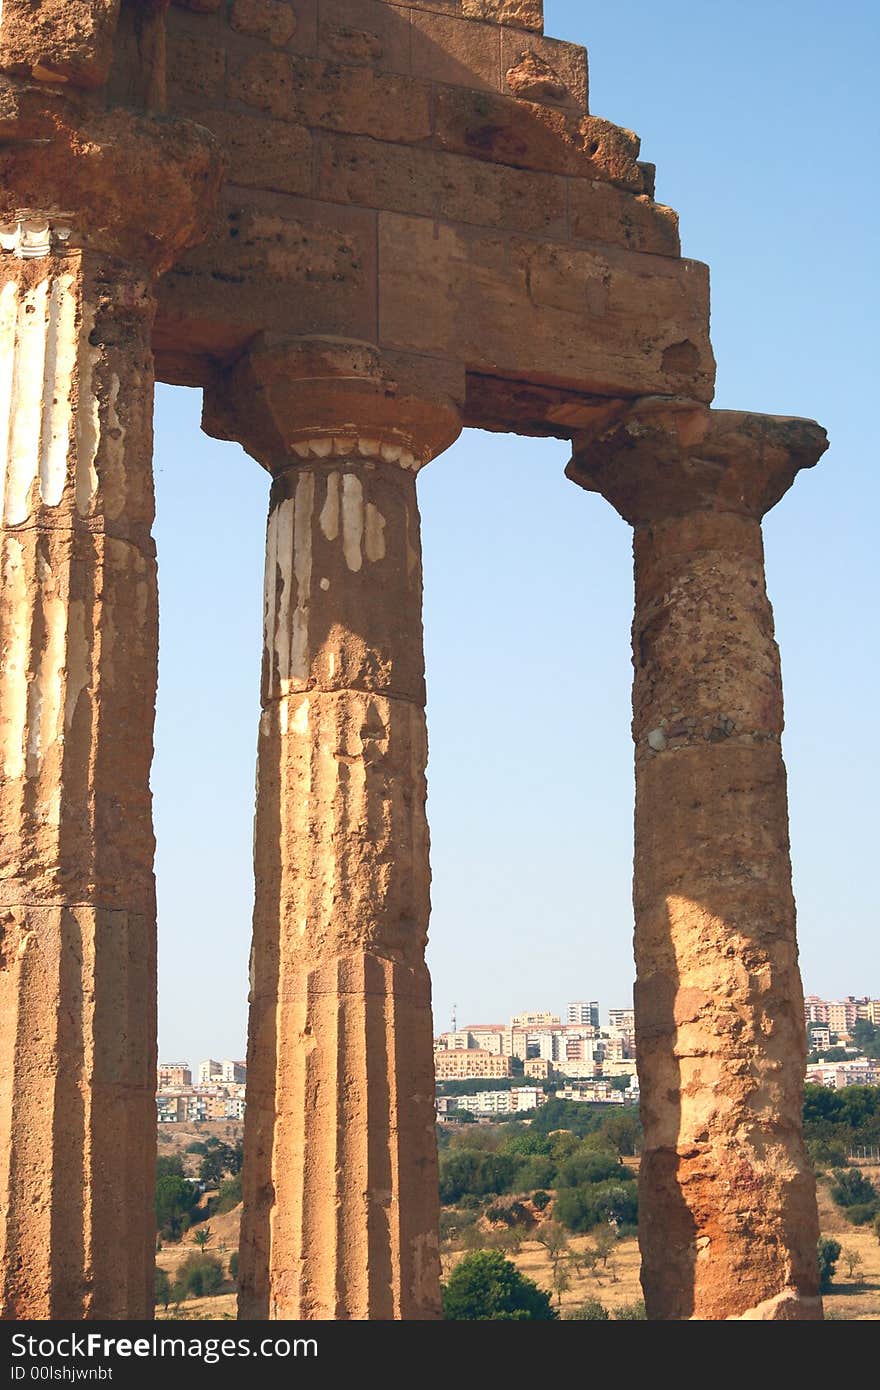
xmin=151 ymin=1160 xmax=880 ymax=1320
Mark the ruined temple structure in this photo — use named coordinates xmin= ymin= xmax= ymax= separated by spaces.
xmin=0 ymin=1 xmax=828 ymax=1321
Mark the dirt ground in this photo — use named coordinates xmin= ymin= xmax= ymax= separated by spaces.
xmin=153 ymin=1147 xmax=880 ymax=1320
xmin=815 ymin=1168 xmax=880 ymax=1320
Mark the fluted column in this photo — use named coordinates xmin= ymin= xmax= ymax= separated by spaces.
xmin=569 ymin=400 xmax=829 ymax=1321
xmin=0 ymin=63 xmax=219 ymax=1316
xmin=203 ymin=339 xmax=462 ymax=1320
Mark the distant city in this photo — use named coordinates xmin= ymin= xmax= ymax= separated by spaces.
xmin=156 ymin=993 xmax=880 ymax=1124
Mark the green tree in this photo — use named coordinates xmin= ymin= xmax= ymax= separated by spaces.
xmin=842 ymin=1248 xmax=863 ymax=1283
xmin=174 ymin=1253 xmax=225 ymax=1300
xmin=154 ymin=1267 xmax=171 ymax=1312
xmin=442 ymin=1250 xmax=557 ymax=1320
xmin=198 ymin=1142 xmax=242 ymax=1186
xmin=229 ymin=1251 xmax=239 ymax=1283
xmin=192 ymin=1225 xmax=213 ymax=1251
xmin=829 ymin=1168 xmax=879 ymax=1216
xmin=213 ymin=1174 xmax=242 ymax=1214
xmin=851 ymin=1020 xmax=880 ymax=1058
xmin=817 ymin=1237 xmax=841 ymax=1293
xmin=556 ymin=1150 xmax=622 ymax=1188
xmin=554 ymin=1179 xmax=638 ymax=1233
xmin=155 ymin=1172 xmax=199 ymax=1241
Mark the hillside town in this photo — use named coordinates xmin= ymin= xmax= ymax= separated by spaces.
xmin=156 ymin=1058 xmax=247 ymax=1124
xmin=155 ymin=992 xmax=880 ymax=1125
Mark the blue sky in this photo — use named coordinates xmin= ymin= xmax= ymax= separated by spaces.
xmin=153 ymin=0 xmax=878 ymax=1063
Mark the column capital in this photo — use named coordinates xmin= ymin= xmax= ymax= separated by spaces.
xmin=566 ymin=397 xmax=828 ymax=525
xmin=0 ymin=79 xmax=221 ymax=273
xmin=202 ymin=336 xmax=464 ymax=475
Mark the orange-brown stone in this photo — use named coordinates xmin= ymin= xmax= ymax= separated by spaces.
xmin=204 ymin=340 xmax=461 ymax=1319
xmin=569 ymin=401 xmax=829 ymax=1320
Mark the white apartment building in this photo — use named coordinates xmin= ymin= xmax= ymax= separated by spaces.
xmin=467 ymin=1027 xmax=506 ymax=1054
xmin=510 ymin=1012 xmax=560 ymax=1028
xmin=608 ymin=1008 xmax=635 ymax=1036
xmin=453 ymin=1087 xmax=546 ymax=1116
xmin=566 ymin=1001 xmax=600 ymax=1027
xmin=198 ymin=1059 xmax=222 ymax=1085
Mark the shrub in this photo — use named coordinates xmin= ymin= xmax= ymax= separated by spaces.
xmin=615 ymin=1299 xmax=647 ymax=1320
xmin=154 ymin=1267 xmax=171 ymax=1311
xmin=213 ymin=1174 xmax=242 ymax=1214
xmin=229 ymin=1251 xmax=239 ymax=1283
xmin=442 ymin=1250 xmax=557 ymax=1321
xmin=532 ymin=1190 xmax=551 ymax=1212
xmin=485 ymin=1199 xmax=534 ymax=1229
xmin=556 ymin=1151 xmax=622 ymax=1189
xmin=845 ymin=1202 xmax=878 ymax=1227
xmin=515 ymin=1156 xmax=557 ymax=1191
xmin=174 ymin=1254 xmax=225 ymax=1300
xmin=565 ymin=1298 xmax=610 ymax=1320
xmin=817 ymin=1237 xmax=841 ymax=1293
xmin=829 ymin=1168 xmax=879 ymax=1211
xmin=554 ymin=1180 xmax=638 ymax=1233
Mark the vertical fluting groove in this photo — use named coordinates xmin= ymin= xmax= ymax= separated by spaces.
xmin=242 ymin=450 xmax=444 ymax=1320
xmin=0 ymin=255 xmax=158 ymax=1319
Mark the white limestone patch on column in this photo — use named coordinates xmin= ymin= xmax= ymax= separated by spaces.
xmin=75 ymin=302 xmax=100 ymax=518
xmin=290 ymin=472 xmax=315 ymax=684
xmin=342 ymin=473 xmax=364 ymax=573
xmin=2 ymin=279 xmax=49 ymax=526
xmin=0 ymin=536 xmax=28 ymax=780
xmin=273 ymin=495 xmax=295 ymax=691
xmin=39 ymin=274 xmax=77 ymax=509
xmin=263 ymin=504 xmax=280 ymax=700
xmin=319 ymin=471 xmax=339 ymax=541
xmin=364 ymin=503 xmax=386 ymax=563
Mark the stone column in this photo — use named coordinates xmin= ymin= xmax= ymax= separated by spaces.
xmin=203 ymin=339 xmax=462 ymax=1320
xmin=0 ymin=77 xmax=219 ymax=1317
xmin=568 ymin=399 xmax=828 ymax=1321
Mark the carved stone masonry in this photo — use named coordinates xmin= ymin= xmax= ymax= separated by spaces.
xmin=0 ymin=46 xmax=220 ymax=1317
xmin=203 ymin=339 xmax=463 ymax=1319
xmin=568 ymin=400 xmax=829 ymax=1320
xmin=0 ymin=0 xmax=833 ymax=1324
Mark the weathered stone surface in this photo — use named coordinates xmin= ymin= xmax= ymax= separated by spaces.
xmin=159 ymin=191 xmax=378 ymax=356
xmin=378 ymin=215 xmax=714 ymax=400
xmin=319 ymin=0 xmax=411 ymax=70
xmin=189 ymin=109 xmax=313 ymax=195
xmin=569 ymin=181 xmax=680 ymax=257
xmin=0 ymin=60 xmax=220 ymax=1319
xmin=207 ymin=340 xmax=460 ymax=1320
xmin=568 ymin=402 xmax=829 ymax=1321
xmin=0 ymin=0 xmax=120 ymax=89
xmin=0 ymin=253 xmax=159 ymax=1318
xmin=462 ymin=0 xmax=542 ymax=31
xmin=318 ymin=132 xmax=568 ymax=236
xmin=433 ymin=84 xmax=643 ymax=185
xmin=0 ymin=83 xmax=222 ymax=274
xmin=229 ymin=52 xmax=433 ymax=141
xmin=231 ymin=0 xmax=298 ymax=47
xmin=410 ymin=11 xmax=501 ymax=91
xmin=503 ymin=37 xmax=588 ymax=111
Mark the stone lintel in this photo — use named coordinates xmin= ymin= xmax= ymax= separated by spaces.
xmin=0 ymin=1 xmax=121 ymax=91
xmin=0 ymin=79 xmax=221 ymax=272
xmin=567 ymin=397 xmax=829 ymax=525
xmin=202 ymin=336 xmax=464 ymax=474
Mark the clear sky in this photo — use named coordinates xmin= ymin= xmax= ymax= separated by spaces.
xmin=153 ymin=0 xmax=879 ymax=1064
